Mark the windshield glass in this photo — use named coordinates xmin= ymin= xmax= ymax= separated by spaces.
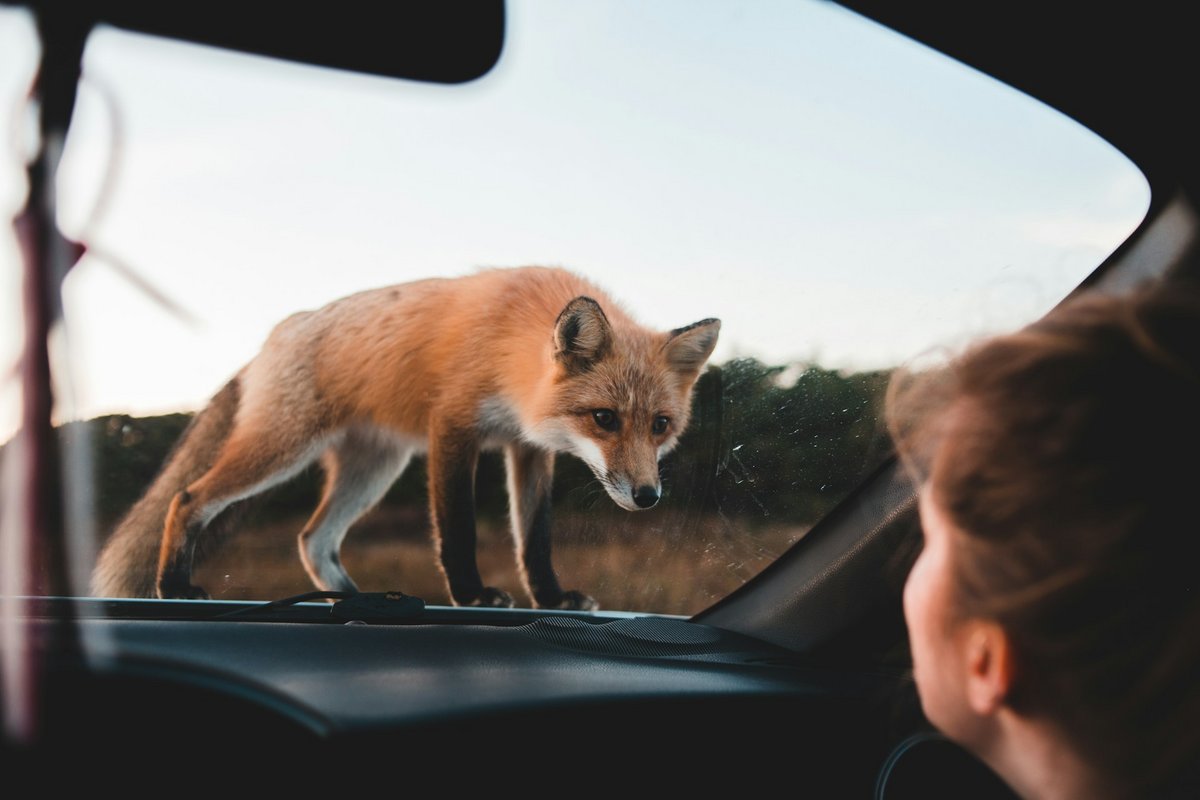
xmin=0 ymin=0 xmax=1148 ymax=615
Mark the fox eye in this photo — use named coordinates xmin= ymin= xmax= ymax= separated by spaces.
xmin=592 ymin=409 xmax=618 ymax=431
xmin=652 ymin=416 xmax=670 ymax=435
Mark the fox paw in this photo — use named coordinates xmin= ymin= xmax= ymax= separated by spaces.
xmin=551 ymin=590 xmax=598 ymax=611
xmin=470 ymin=587 xmax=515 ymax=608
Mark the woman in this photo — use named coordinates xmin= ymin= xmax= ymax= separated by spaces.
xmin=886 ymin=283 xmax=1200 ymax=799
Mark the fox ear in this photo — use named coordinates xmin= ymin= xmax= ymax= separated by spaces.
xmin=554 ymin=296 xmax=612 ymax=373
xmin=663 ymin=318 xmax=720 ymax=374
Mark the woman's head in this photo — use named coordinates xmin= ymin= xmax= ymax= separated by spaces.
xmin=888 ymin=284 xmax=1200 ymax=797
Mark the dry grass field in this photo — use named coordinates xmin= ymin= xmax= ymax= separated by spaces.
xmin=192 ymin=502 xmax=809 ymax=616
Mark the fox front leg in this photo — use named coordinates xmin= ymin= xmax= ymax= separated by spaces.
xmin=427 ymin=428 xmax=513 ymax=607
xmin=506 ymin=443 xmax=597 ymax=611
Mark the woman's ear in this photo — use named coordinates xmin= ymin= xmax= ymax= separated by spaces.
xmin=964 ymin=621 xmax=1016 ymax=716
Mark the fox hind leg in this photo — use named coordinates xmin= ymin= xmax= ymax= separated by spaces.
xmin=158 ymin=430 xmax=328 ymax=599
xmin=299 ymin=430 xmax=412 ymax=593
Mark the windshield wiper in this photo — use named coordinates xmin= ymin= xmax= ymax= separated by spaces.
xmin=210 ymin=590 xmax=425 ymax=622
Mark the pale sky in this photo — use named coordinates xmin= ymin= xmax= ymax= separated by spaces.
xmin=1 ymin=0 xmax=1149 ymax=439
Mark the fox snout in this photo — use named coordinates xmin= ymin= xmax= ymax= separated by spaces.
xmin=632 ymin=485 xmax=660 ymax=509
xmin=592 ymin=465 xmax=662 ymax=512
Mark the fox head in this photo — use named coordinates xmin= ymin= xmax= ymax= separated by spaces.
xmin=532 ymin=296 xmax=720 ymax=512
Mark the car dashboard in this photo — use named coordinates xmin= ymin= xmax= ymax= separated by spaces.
xmin=15 ymin=601 xmax=920 ymax=791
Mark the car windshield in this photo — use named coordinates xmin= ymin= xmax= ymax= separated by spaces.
xmin=0 ymin=0 xmax=1147 ymax=615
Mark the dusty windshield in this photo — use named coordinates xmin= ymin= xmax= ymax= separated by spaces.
xmin=0 ymin=1 xmax=1147 ymax=614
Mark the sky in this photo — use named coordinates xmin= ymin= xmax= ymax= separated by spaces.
xmin=0 ymin=0 xmax=1150 ymax=440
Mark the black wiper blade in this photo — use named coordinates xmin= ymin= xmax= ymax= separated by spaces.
xmin=210 ymin=590 xmax=425 ymax=622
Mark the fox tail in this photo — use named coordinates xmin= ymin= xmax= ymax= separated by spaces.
xmin=90 ymin=377 xmax=242 ymax=598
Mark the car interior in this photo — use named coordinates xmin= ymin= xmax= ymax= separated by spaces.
xmin=2 ymin=1 xmax=1196 ymax=795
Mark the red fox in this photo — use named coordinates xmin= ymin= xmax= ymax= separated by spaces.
xmin=90 ymin=266 xmax=720 ymax=609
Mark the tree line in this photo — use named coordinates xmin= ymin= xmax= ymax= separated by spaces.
xmin=82 ymin=357 xmax=895 ymax=534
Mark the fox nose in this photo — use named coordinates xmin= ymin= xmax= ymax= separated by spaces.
xmin=632 ymin=485 xmax=660 ymax=509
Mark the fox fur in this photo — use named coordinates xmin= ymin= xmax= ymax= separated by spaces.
xmin=90 ymin=266 xmax=720 ymax=609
